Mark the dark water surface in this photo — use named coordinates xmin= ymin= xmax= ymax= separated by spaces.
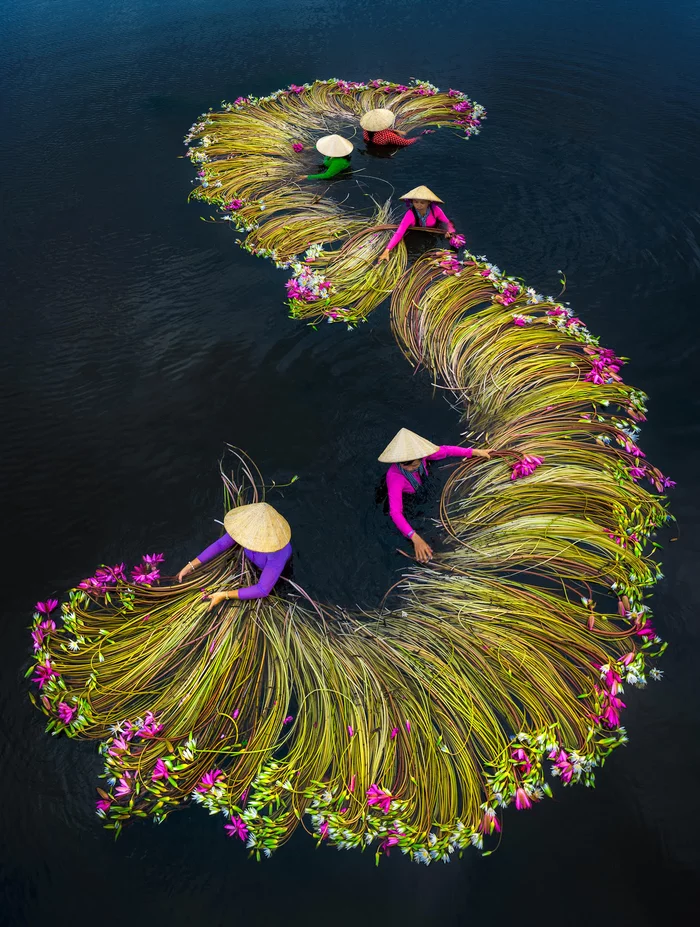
xmin=2 ymin=0 xmax=700 ymax=923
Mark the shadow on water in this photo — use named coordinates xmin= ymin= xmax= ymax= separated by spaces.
xmin=1 ymin=0 xmax=700 ymax=923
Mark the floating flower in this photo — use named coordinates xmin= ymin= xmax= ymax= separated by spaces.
xmin=366 ymin=784 xmax=393 ymax=814
xmin=142 ymin=552 xmax=165 ymax=565
xmin=152 ymin=759 xmax=169 ymax=781
xmin=35 ymin=599 xmax=58 ymax=615
xmin=292 ymin=142 xmax=304 ymax=152
xmin=224 ymin=198 xmax=243 ymax=211
xmin=348 ymin=725 xmax=354 ymax=737
xmin=319 ymin=820 xmax=329 ymax=839
xmin=449 ymin=234 xmax=466 ymax=248
xmin=510 ymin=455 xmax=544 ymax=480
xmin=514 ymin=787 xmax=532 ymax=810
xmin=136 ymin=711 xmax=163 ymax=738
xmin=32 ymin=659 xmax=59 ymax=689
xmin=115 ymin=775 xmax=132 ymax=798
xmin=390 ymin=727 xmax=399 ymax=739
xmin=224 ymin=815 xmax=249 ymax=840
xmin=197 ymin=768 xmax=224 ymax=792
xmin=95 ymin=798 xmax=111 ymax=816
xmin=283 ymin=715 xmax=294 ymax=725
xmin=130 ymin=564 xmax=160 ymax=585
xmin=57 ymin=702 xmax=76 ymax=725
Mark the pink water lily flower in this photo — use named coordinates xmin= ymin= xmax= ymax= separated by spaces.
xmin=152 ymin=759 xmax=169 ymax=781
xmin=480 ymin=809 xmax=501 ymax=834
xmin=32 ymin=659 xmax=59 ymax=689
xmin=510 ymin=455 xmax=544 ymax=480
xmin=57 ymin=702 xmax=76 ymax=724
xmin=197 ymin=768 xmax=224 ymax=792
xmin=225 ymin=198 xmax=243 ymax=211
xmin=347 ymin=725 xmax=354 ymax=737
xmin=36 ymin=599 xmax=58 ymax=615
xmin=115 ymin=775 xmax=132 ymax=798
xmin=142 ymin=552 xmax=165 ymax=565
xmin=96 ymin=798 xmax=111 ymax=815
xmin=39 ymin=619 xmax=57 ymax=634
xmin=380 ymin=829 xmax=401 ymax=854
xmin=390 ymin=727 xmax=399 ymax=739
xmin=131 ymin=564 xmax=160 ymax=585
xmin=31 ymin=629 xmax=44 ymax=652
xmin=319 ymin=820 xmax=329 ymax=839
xmin=514 ymin=787 xmax=532 ymax=810
xmin=283 ymin=715 xmax=294 ymax=725
xmin=224 ymin=815 xmax=249 ymax=840
xmin=292 ymin=142 xmax=304 ymax=152
xmin=367 ymin=784 xmax=393 ymax=814
xmin=449 ymin=234 xmax=466 ymax=248
xmin=108 ymin=735 xmax=129 ymax=757
xmin=137 ymin=711 xmax=163 ymax=738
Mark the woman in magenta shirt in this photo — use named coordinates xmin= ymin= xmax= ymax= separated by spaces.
xmin=379 ymin=185 xmax=455 ymax=262
xmin=176 ymin=502 xmax=292 ymax=606
xmin=379 ymin=428 xmax=491 ymax=562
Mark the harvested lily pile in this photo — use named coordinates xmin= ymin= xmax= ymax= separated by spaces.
xmin=186 ymin=78 xmax=484 ymax=325
xmin=29 ymin=245 xmax=672 ymax=862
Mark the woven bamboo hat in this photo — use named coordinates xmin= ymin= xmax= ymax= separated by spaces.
xmin=223 ymin=503 xmax=291 ymax=553
xmin=360 ymin=108 xmax=396 ymax=131
xmin=316 ymin=134 xmax=354 ymax=157
xmin=400 ymin=185 xmax=443 ymax=203
xmin=378 ymin=428 xmax=440 ymax=464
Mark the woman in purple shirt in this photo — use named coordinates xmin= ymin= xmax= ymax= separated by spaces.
xmin=379 ymin=428 xmax=491 ymax=562
xmin=176 ymin=502 xmax=292 ymax=607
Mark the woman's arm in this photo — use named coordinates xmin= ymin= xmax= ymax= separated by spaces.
xmin=385 ymin=210 xmax=415 ymax=253
xmin=427 ymin=445 xmax=490 ymax=462
xmin=178 ymin=533 xmax=236 ymax=582
xmin=238 ymin=548 xmax=290 ymax=600
xmin=387 ymin=471 xmax=415 ymax=538
xmin=384 ymin=130 xmax=419 ymax=147
xmin=432 ymin=205 xmax=455 ymax=234
xmin=307 ymin=157 xmax=349 ymax=180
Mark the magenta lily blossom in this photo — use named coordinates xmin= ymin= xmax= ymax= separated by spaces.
xmin=292 ymin=142 xmax=304 ymax=152
xmin=36 ymin=599 xmax=58 ymax=615
xmin=283 ymin=715 xmax=294 ymax=725
xmin=511 ymin=455 xmax=544 ymax=480
xmin=115 ymin=775 xmax=132 ymax=798
xmin=32 ymin=659 xmax=59 ymax=689
xmin=152 ymin=759 xmax=169 ymax=781
xmin=224 ymin=815 xmax=248 ymax=841
xmin=197 ymin=768 xmax=224 ymax=792
xmin=95 ymin=798 xmax=111 ymax=815
xmin=390 ymin=727 xmax=399 ymax=739
xmin=367 ymin=784 xmax=393 ymax=814
xmin=514 ymin=787 xmax=532 ymax=810
xmin=57 ymin=702 xmax=76 ymax=724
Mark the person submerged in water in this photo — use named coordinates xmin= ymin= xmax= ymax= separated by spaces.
xmin=378 ymin=186 xmax=456 ymax=262
xmin=176 ymin=502 xmax=292 ymax=606
xmin=379 ymin=428 xmax=491 ymax=562
xmin=302 ymin=134 xmax=354 ymax=181
xmin=360 ymin=108 xmax=418 ymax=147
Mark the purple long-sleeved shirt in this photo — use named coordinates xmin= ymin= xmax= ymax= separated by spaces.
xmin=386 ymin=205 xmax=455 ymax=252
xmin=196 ymin=534 xmax=291 ymax=599
xmin=386 ymin=445 xmax=473 ymax=538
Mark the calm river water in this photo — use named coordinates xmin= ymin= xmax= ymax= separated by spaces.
xmin=1 ymin=0 xmax=699 ymax=924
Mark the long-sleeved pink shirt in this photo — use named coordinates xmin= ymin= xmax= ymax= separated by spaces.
xmin=386 ymin=445 xmax=473 ymax=538
xmin=386 ymin=205 xmax=455 ymax=251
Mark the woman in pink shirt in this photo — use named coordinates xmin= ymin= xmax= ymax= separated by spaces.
xmin=378 ymin=185 xmax=455 ymax=262
xmin=379 ymin=428 xmax=491 ymax=562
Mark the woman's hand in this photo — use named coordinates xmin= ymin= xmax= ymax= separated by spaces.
xmin=444 ymin=229 xmax=452 ymax=238
xmin=411 ymin=533 xmax=433 ymax=563
xmin=177 ymin=563 xmax=194 ymax=583
xmin=378 ymin=249 xmax=390 ymax=263
xmin=471 ymin=448 xmax=491 ymax=460
xmin=206 ymin=590 xmax=233 ymax=612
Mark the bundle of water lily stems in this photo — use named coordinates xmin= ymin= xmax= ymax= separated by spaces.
xmin=185 ymin=78 xmax=484 ymax=326
xmin=29 ymin=242 xmax=672 ymax=863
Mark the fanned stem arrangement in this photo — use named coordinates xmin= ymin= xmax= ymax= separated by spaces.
xmin=27 ymin=80 xmax=673 ymax=866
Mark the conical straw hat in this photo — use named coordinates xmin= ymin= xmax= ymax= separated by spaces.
xmin=360 ymin=108 xmax=395 ymax=131
xmin=223 ymin=503 xmax=291 ymax=553
xmin=378 ymin=428 xmax=440 ymax=464
xmin=399 ymin=185 xmax=443 ymax=203
xmin=316 ymin=134 xmax=354 ymax=157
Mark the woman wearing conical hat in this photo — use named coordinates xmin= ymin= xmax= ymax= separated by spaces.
xmin=378 ymin=186 xmax=456 ymax=262
xmin=360 ymin=109 xmax=419 ymax=148
xmin=176 ymin=502 xmax=292 ymax=606
xmin=302 ymin=134 xmax=354 ymax=181
xmin=379 ymin=429 xmax=490 ymax=562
